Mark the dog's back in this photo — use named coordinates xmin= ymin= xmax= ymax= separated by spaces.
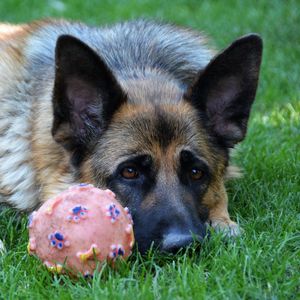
xmin=23 ymin=20 xmax=212 ymax=85
xmin=0 ymin=20 xmax=213 ymax=210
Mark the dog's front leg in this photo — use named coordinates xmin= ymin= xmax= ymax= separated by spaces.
xmin=203 ymin=181 xmax=241 ymax=237
xmin=208 ymin=201 xmax=241 ymax=237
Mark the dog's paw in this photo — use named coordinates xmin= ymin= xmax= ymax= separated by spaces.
xmin=208 ymin=219 xmax=242 ymax=237
xmin=0 ymin=239 xmax=6 ymax=255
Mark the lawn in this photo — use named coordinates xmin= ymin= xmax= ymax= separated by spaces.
xmin=0 ymin=0 xmax=299 ymax=299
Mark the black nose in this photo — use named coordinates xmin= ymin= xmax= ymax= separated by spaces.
xmin=161 ymin=230 xmax=205 ymax=253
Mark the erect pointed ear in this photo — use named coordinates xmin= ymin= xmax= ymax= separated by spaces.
xmin=52 ymin=35 xmax=126 ymax=158
xmin=185 ymin=34 xmax=263 ymax=148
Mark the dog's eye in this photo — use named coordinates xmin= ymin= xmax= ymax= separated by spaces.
xmin=121 ymin=166 xmax=139 ymax=179
xmin=190 ymin=168 xmax=204 ymax=181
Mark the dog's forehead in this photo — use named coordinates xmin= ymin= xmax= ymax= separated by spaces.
xmin=111 ymin=103 xmax=199 ymax=143
xmin=119 ymin=75 xmax=184 ymax=106
xmin=96 ymin=102 xmax=215 ymax=167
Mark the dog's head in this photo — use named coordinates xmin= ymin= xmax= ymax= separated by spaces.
xmin=51 ymin=34 xmax=262 ymax=253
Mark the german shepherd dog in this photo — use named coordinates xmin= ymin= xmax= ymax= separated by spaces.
xmin=0 ymin=19 xmax=262 ymax=253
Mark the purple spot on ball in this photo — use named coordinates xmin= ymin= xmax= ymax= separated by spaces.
xmin=118 ymin=248 xmax=125 ymax=256
xmin=84 ymin=272 xmax=93 ymax=279
xmin=110 ymin=245 xmax=125 ymax=259
xmin=69 ymin=205 xmax=88 ymax=222
xmin=49 ymin=232 xmax=69 ymax=250
xmin=72 ymin=206 xmax=82 ymax=215
xmin=54 ymin=232 xmax=64 ymax=241
xmin=107 ymin=204 xmax=121 ymax=222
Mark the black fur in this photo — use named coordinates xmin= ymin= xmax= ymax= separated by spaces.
xmin=185 ymin=34 xmax=263 ymax=148
xmin=52 ymin=35 xmax=127 ymax=163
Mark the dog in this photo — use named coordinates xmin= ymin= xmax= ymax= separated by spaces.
xmin=0 ymin=19 xmax=262 ymax=253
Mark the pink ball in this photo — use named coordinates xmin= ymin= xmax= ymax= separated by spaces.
xmin=28 ymin=184 xmax=134 ymax=276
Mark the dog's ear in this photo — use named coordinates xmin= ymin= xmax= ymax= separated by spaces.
xmin=52 ymin=35 xmax=126 ymax=157
xmin=185 ymin=34 xmax=263 ymax=148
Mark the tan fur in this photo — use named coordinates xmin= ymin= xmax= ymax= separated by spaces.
xmin=0 ymin=25 xmax=27 ymax=93
xmin=0 ymin=24 xmax=26 ymax=40
xmin=30 ymin=86 xmax=73 ymax=201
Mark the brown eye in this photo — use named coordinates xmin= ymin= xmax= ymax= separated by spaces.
xmin=121 ymin=166 xmax=139 ymax=179
xmin=190 ymin=168 xmax=203 ymax=181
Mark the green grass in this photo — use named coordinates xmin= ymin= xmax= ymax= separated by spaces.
xmin=0 ymin=0 xmax=299 ymax=299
